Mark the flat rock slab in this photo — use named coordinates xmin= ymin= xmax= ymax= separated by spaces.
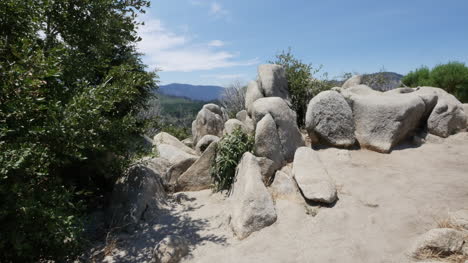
xmin=292 ymin=147 xmax=337 ymax=204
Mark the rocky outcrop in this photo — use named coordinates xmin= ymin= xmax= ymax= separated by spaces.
xmin=415 ymin=87 xmax=467 ymax=137
xmin=410 ymin=228 xmax=466 ymax=259
xmin=192 ymin=104 xmax=226 ymax=144
xmin=176 ymin=141 xmax=218 ymax=192
xmin=343 ymin=88 xmax=426 ymax=153
xmin=223 ymin=119 xmax=252 ymax=135
xmin=245 ymin=80 xmax=264 ymax=114
xmin=195 ymin=135 xmax=219 ymax=154
xmin=270 ymin=168 xmax=303 ymax=202
xmin=305 ymin=90 xmax=355 ymax=147
xmin=153 ymin=132 xmax=197 ymax=155
xmin=252 ymin=97 xmax=305 ymax=161
xmin=341 ymin=75 xmax=362 ymax=89
xmin=229 ymin=152 xmax=277 ymax=239
xmin=257 ymin=64 xmax=290 ymax=101
xmin=449 ymin=209 xmax=468 ymax=230
xmin=153 ymin=235 xmax=189 ymax=263
xmin=156 ymin=144 xmax=199 ymax=166
xmin=255 ymin=156 xmax=276 ymax=186
xmin=292 ymin=147 xmax=337 ymax=204
xmin=236 ymin=110 xmax=255 ymax=132
xmin=108 ymin=162 xmax=166 ymax=229
xmin=164 ymin=157 xmax=198 ymax=191
xmin=254 ymin=113 xmax=285 ymax=168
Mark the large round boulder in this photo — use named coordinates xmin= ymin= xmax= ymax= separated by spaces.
xmin=251 ymin=97 xmax=305 ymax=161
xmin=153 ymin=132 xmax=197 ymax=155
xmin=305 ymin=90 xmax=356 ymax=147
xmin=192 ymin=104 xmax=226 ymax=144
xmin=257 ymin=64 xmax=290 ymax=101
xmin=254 ymin=113 xmax=284 ymax=168
xmin=223 ymin=119 xmax=253 ymax=136
xmin=245 ymin=80 xmax=264 ymax=114
xmin=195 ymin=134 xmax=220 ymax=154
xmin=341 ymin=75 xmax=362 ymax=89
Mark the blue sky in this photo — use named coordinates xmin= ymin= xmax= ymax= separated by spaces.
xmin=138 ymin=0 xmax=468 ymax=86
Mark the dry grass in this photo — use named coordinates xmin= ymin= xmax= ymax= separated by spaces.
xmin=434 ymin=216 xmax=464 ymax=231
xmin=413 ymin=247 xmax=468 ymax=263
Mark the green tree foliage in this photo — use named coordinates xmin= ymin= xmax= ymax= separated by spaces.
xmin=402 ymin=62 xmax=468 ymax=102
xmin=211 ymin=128 xmax=254 ymax=192
xmin=0 ymin=0 xmax=156 ymax=261
xmin=269 ymin=48 xmax=331 ymax=127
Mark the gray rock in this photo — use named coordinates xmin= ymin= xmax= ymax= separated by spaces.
xmin=292 ymin=147 xmax=337 ymax=204
xmin=345 ymin=91 xmax=425 ymax=153
xmin=236 ymin=110 xmax=249 ymax=122
xmin=341 ymin=75 xmax=362 ymax=89
xmin=153 ymin=132 xmax=197 ymax=156
xmin=108 ymin=162 xmax=166 ymax=229
xmin=416 ymin=87 xmax=467 ymax=137
xmin=156 ymin=144 xmax=199 ymax=166
xmin=192 ymin=104 xmax=225 ymax=144
xmin=410 ymin=228 xmax=466 ymax=258
xmin=255 ymin=156 xmax=277 ymax=186
xmin=236 ymin=110 xmax=255 ymax=133
xmin=229 ymin=152 xmax=277 ymax=239
xmin=176 ymin=142 xmax=218 ymax=192
xmin=223 ymin=119 xmax=252 ymax=136
xmin=153 ymin=235 xmax=189 ymax=263
xmin=164 ymin=157 xmax=198 ymax=191
xmin=254 ymin=114 xmax=285 ymax=168
xmin=305 ymin=90 xmax=356 ymax=147
xmin=195 ymin=135 xmax=220 ymax=154
xmin=257 ymin=64 xmax=290 ymax=101
xmin=269 ymin=169 xmax=302 ymax=202
xmin=181 ymin=138 xmax=193 ymax=148
xmin=252 ymin=97 xmax=305 ymax=161
xmin=449 ymin=209 xmax=468 ymax=230
xmin=245 ymin=80 xmax=264 ymax=114
xmin=142 ymin=157 xmax=172 ymax=177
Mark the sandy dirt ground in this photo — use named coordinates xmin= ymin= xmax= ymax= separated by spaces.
xmin=103 ymin=132 xmax=468 ymax=263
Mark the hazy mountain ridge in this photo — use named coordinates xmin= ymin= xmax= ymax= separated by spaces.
xmin=159 ymin=83 xmax=224 ymax=101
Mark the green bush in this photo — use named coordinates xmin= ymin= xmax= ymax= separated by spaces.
xmin=211 ymin=128 xmax=254 ymax=192
xmin=269 ymin=48 xmax=331 ymax=127
xmin=0 ymin=0 xmax=155 ymax=261
xmin=402 ymin=62 xmax=468 ymax=102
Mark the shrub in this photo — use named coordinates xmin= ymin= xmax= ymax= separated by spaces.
xmin=0 ymin=0 xmax=155 ymax=261
xmin=269 ymin=48 xmax=331 ymax=127
xmin=211 ymin=128 xmax=254 ymax=192
xmin=220 ymin=80 xmax=247 ymax=118
xmin=402 ymin=62 xmax=468 ymax=102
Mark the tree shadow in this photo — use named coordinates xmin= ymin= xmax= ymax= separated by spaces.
xmin=96 ymin=196 xmax=228 ymax=263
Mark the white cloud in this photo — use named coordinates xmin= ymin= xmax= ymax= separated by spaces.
xmin=208 ymin=40 xmax=225 ymax=47
xmin=210 ymin=2 xmax=228 ymax=17
xmin=137 ymin=19 xmax=258 ymax=72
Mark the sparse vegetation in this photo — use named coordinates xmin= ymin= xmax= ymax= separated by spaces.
xmin=269 ymin=48 xmax=331 ymax=127
xmin=220 ymin=80 xmax=247 ymax=118
xmin=211 ymin=128 xmax=254 ymax=192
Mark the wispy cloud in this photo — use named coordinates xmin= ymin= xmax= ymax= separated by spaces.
xmin=137 ymin=19 xmax=258 ymax=72
xmin=208 ymin=40 xmax=225 ymax=47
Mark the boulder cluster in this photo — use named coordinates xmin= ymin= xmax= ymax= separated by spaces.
xmin=106 ymin=65 xmax=468 ymax=263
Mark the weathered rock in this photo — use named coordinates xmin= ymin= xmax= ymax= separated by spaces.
xmin=108 ymin=162 xmax=166 ymax=229
xmin=269 ymin=169 xmax=302 ymax=202
xmin=142 ymin=157 xmax=172 ymax=177
xmin=292 ymin=147 xmax=337 ymax=204
xmin=255 ymin=156 xmax=277 ymax=186
xmin=245 ymin=80 xmax=264 ymax=114
xmin=341 ymin=75 xmax=362 ymax=89
xmin=345 ymin=91 xmax=426 ymax=153
xmin=153 ymin=235 xmax=189 ymax=263
xmin=236 ymin=110 xmax=255 ymax=132
xmin=254 ymin=113 xmax=285 ymax=167
xmin=192 ymin=104 xmax=225 ymax=144
xmin=156 ymin=144 xmax=199 ymax=166
xmin=305 ymin=90 xmax=355 ymax=147
xmin=416 ymin=87 xmax=467 ymax=137
xmin=181 ymin=138 xmax=193 ymax=148
xmin=449 ymin=209 xmax=468 ymax=230
xmin=257 ymin=64 xmax=290 ymax=101
xmin=153 ymin=132 xmax=197 ymax=155
xmin=252 ymin=97 xmax=305 ymax=161
xmin=195 ymin=135 xmax=220 ymax=154
xmin=223 ymin=119 xmax=252 ymax=136
xmin=229 ymin=152 xmax=277 ymax=239
xmin=176 ymin=142 xmax=217 ymax=191
xmin=164 ymin=157 xmax=198 ymax=190
xmin=410 ymin=228 xmax=466 ymax=258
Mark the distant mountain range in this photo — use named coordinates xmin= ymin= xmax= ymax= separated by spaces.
xmin=158 ymin=83 xmax=224 ymax=101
